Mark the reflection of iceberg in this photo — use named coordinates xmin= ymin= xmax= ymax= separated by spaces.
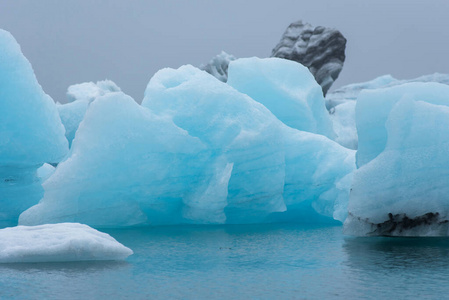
xmin=342 ymin=237 xmax=449 ymax=297
xmin=343 ymin=237 xmax=449 ymax=272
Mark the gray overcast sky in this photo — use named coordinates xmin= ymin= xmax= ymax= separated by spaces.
xmin=1 ymin=0 xmax=449 ymax=103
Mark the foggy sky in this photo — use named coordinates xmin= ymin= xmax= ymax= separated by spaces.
xmin=1 ymin=0 xmax=449 ymax=103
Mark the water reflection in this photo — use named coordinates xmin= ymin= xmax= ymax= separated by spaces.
xmin=343 ymin=237 xmax=449 ymax=271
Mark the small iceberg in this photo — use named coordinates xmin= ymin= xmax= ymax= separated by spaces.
xmin=0 ymin=223 xmax=133 ymax=263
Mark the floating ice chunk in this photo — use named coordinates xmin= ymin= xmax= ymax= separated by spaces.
xmin=0 ymin=223 xmax=132 ymax=263
xmin=227 ymin=57 xmax=335 ymax=139
xmin=344 ymin=83 xmax=449 ymax=236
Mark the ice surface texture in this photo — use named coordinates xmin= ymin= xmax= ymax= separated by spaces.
xmin=344 ymin=83 xmax=449 ymax=236
xmin=20 ymin=60 xmax=354 ymax=227
xmin=227 ymin=57 xmax=335 ymax=139
xmin=271 ymin=20 xmax=346 ymax=96
xmin=0 ymin=30 xmax=68 ymax=227
xmin=0 ymin=223 xmax=132 ymax=263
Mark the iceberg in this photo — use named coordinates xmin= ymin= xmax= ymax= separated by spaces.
xmin=227 ymin=57 xmax=335 ymax=139
xmin=327 ymin=73 xmax=449 ymax=150
xmin=0 ymin=223 xmax=132 ymax=263
xmin=326 ymin=73 xmax=449 ymax=110
xmin=20 ymin=64 xmax=354 ymax=227
xmin=58 ymin=80 xmax=121 ymax=147
xmin=344 ymin=83 xmax=449 ymax=236
xmin=200 ymin=51 xmax=236 ymax=82
xmin=0 ymin=29 xmax=68 ymax=227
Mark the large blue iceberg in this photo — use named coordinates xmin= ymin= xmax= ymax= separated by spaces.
xmin=19 ymin=62 xmax=354 ymax=227
xmin=3 ymin=27 xmax=449 ymax=236
xmin=0 ymin=30 xmax=68 ymax=227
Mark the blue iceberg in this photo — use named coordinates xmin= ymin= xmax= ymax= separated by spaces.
xmin=344 ymin=83 xmax=449 ymax=236
xmin=0 ymin=30 xmax=68 ymax=227
xmin=19 ymin=63 xmax=354 ymax=227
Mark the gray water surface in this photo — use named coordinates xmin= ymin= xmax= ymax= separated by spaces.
xmin=1 ymin=224 xmax=449 ymax=299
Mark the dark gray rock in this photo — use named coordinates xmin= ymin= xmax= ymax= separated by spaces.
xmin=271 ymin=20 xmax=346 ymax=96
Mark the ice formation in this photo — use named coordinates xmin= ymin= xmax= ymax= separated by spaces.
xmin=58 ymin=80 xmax=121 ymax=147
xmin=20 ymin=63 xmax=354 ymax=227
xmin=0 ymin=29 xmax=68 ymax=227
xmin=200 ymin=51 xmax=236 ymax=82
xmin=344 ymin=83 xmax=449 ymax=236
xmin=0 ymin=223 xmax=132 ymax=263
xmin=326 ymin=73 xmax=449 ymax=110
xmin=227 ymin=57 xmax=335 ymax=139
xmin=271 ymin=20 xmax=346 ymax=96
xmin=327 ymin=73 xmax=449 ymax=150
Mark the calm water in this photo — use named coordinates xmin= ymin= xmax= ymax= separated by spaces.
xmin=1 ymin=224 xmax=449 ymax=299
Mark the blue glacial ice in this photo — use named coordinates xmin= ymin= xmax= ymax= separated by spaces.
xmin=227 ymin=57 xmax=335 ymax=139
xmin=327 ymin=73 xmax=449 ymax=150
xmin=0 ymin=29 xmax=68 ymax=227
xmin=19 ymin=63 xmax=354 ymax=227
xmin=6 ymin=24 xmax=448 ymax=236
xmin=57 ymin=80 xmax=121 ymax=147
xmin=0 ymin=223 xmax=132 ymax=263
xmin=344 ymin=83 xmax=449 ymax=236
